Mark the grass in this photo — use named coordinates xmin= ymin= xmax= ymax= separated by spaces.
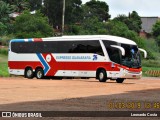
xmin=0 ymin=54 xmax=9 ymax=77
xmin=142 ymin=59 xmax=160 ymax=68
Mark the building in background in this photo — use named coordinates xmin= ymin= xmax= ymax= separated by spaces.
xmin=140 ymin=17 xmax=159 ymax=38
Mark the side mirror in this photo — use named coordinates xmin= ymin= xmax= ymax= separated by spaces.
xmin=139 ymin=48 xmax=147 ymax=58
xmin=110 ymin=45 xmax=125 ymax=56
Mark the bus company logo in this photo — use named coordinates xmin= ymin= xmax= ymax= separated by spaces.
xmin=46 ymin=54 xmax=51 ymax=62
xmin=2 ymin=112 xmax=11 ymax=117
xmin=93 ymin=55 xmax=98 ymax=61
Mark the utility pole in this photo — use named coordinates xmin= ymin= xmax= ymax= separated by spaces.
xmin=62 ymin=0 xmax=65 ymax=35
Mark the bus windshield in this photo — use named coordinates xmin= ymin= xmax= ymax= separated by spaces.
xmin=121 ymin=44 xmax=141 ymax=68
xmin=103 ymin=41 xmax=141 ymax=68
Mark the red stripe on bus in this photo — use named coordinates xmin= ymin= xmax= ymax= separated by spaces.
xmin=8 ymin=61 xmax=43 ymax=70
xmin=33 ymin=38 xmax=42 ymax=42
xmin=8 ymin=61 xmax=121 ymax=76
xmin=120 ymin=65 xmax=142 ymax=72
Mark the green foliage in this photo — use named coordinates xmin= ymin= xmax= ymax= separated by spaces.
xmin=152 ymin=21 xmax=160 ymax=51
xmin=0 ymin=22 xmax=7 ymax=36
xmin=0 ymin=1 xmax=13 ymax=23
xmin=66 ymin=16 xmax=106 ymax=35
xmin=43 ymin=0 xmax=63 ymax=27
xmin=156 ymin=36 xmax=160 ymax=50
xmin=43 ymin=0 xmax=83 ymax=27
xmin=85 ymin=0 xmax=110 ymax=22
xmin=152 ymin=20 xmax=160 ymax=37
xmin=142 ymin=60 xmax=160 ymax=68
xmin=105 ymin=21 xmax=130 ymax=36
xmin=0 ymin=48 xmax=8 ymax=55
xmin=105 ymin=21 xmax=145 ymax=48
xmin=97 ymin=28 xmax=107 ymax=35
xmin=0 ymin=54 xmax=9 ymax=77
xmin=141 ymin=38 xmax=160 ymax=60
xmin=128 ymin=11 xmax=142 ymax=33
xmin=0 ymin=1 xmax=14 ymax=35
xmin=13 ymin=10 xmax=53 ymax=38
xmin=0 ymin=62 xmax=9 ymax=77
xmin=144 ymin=38 xmax=159 ymax=52
xmin=65 ymin=0 xmax=83 ymax=24
xmin=114 ymin=11 xmax=142 ymax=33
xmin=66 ymin=25 xmax=82 ymax=35
xmin=0 ymin=34 xmax=14 ymax=46
xmin=81 ymin=16 xmax=105 ymax=34
xmin=10 ymin=0 xmax=29 ymax=12
xmin=29 ymin=0 xmax=42 ymax=11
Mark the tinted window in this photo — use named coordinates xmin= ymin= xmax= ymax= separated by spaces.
xmin=121 ymin=44 xmax=141 ymax=68
xmin=103 ymin=40 xmax=121 ymax=64
xmin=59 ymin=41 xmax=103 ymax=55
xmin=11 ymin=40 xmax=104 ymax=55
xmin=11 ymin=41 xmax=57 ymax=53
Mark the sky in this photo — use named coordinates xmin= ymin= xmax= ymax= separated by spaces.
xmin=82 ymin=0 xmax=160 ymax=18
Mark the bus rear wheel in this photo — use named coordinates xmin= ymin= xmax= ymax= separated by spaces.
xmin=35 ymin=68 xmax=44 ymax=79
xmin=97 ymin=69 xmax=107 ymax=82
xmin=116 ymin=78 xmax=125 ymax=83
xmin=25 ymin=67 xmax=34 ymax=79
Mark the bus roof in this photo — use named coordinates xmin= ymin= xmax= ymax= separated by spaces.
xmin=11 ymin=35 xmax=137 ymax=45
xmin=44 ymin=35 xmax=137 ymax=45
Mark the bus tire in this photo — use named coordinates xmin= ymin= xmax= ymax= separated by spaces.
xmin=97 ymin=69 xmax=107 ymax=82
xmin=116 ymin=78 xmax=125 ymax=83
xmin=35 ymin=68 xmax=44 ymax=79
xmin=25 ymin=67 xmax=34 ymax=79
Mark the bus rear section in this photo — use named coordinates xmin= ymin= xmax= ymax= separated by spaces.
xmin=8 ymin=35 xmax=147 ymax=83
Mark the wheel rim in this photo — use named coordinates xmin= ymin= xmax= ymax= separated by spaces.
xmin=99 ymin=72 xmax=104 ymax=80
xmin=37 ymin=71 xmax=42 ymax=78
xmin=27 ymin=69 xmax=32 ymax=77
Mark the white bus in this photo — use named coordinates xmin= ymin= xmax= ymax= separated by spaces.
xmin=8 ymin=35 xmax=147 ymax=83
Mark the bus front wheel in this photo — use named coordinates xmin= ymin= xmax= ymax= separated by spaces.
xmin=97 ymin=69 xmax=107 ymax=82
xmin=25 ymin=67 xmax=34 ymax=79
xmin=116 ymin=78 xmax=125 ymax=83
xmin=35 ymin=68 xmax=44 ymax=79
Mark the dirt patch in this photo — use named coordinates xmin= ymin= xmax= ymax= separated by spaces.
xmin=0 ymin=77 xmax=160 ymax=119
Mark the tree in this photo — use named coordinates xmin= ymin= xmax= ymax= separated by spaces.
xmin=0 ymin=22 xmax=7 ymax=36
xmin=11 ymin=0 xmax=29 ymax=12
xmin=29 ymin=0 xmax=42 ymax=11
xmin=65 ymin=0 xmax=83 ymax=24
xmin=0 ymin=1 xmax=13 ymax=35
xmin=128 ymin=11 xmax=142 ymax=33
xmin=156 ymin=36 xmax=160 ymax=49
xmin=0 ymin=1 xmax=13 ymax=23
xmin=84 ymin=0 xmax=110 ymax=22
xmin=81 ymin=16 xmax=105 ymax=34
xmin=1 ymin=0 xmax=13 ymax=4
xmin=114 ymin=11 xmax=142 ymax=33
xmin=13 ymin=10 xmax=53 ymax=38
xmin=105 ymin=20 xmax=144 ymax=47
xmin=152 ymin=21 xmax=160 ymax=49
xmin=43 ymin=0 xmax=62 ymax=27
xmin=43 ymin=0 xmax=82 ymax=28
xmin=113 ymin=14 xmax=128 ymax=24
xmin=66 ymin=16 xmax=107 ymax=35
xmin=152 ymin=21 xmax=160 ymax=37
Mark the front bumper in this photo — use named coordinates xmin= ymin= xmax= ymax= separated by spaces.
xmin=122 ymin=71 xmax=142 ymax=79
